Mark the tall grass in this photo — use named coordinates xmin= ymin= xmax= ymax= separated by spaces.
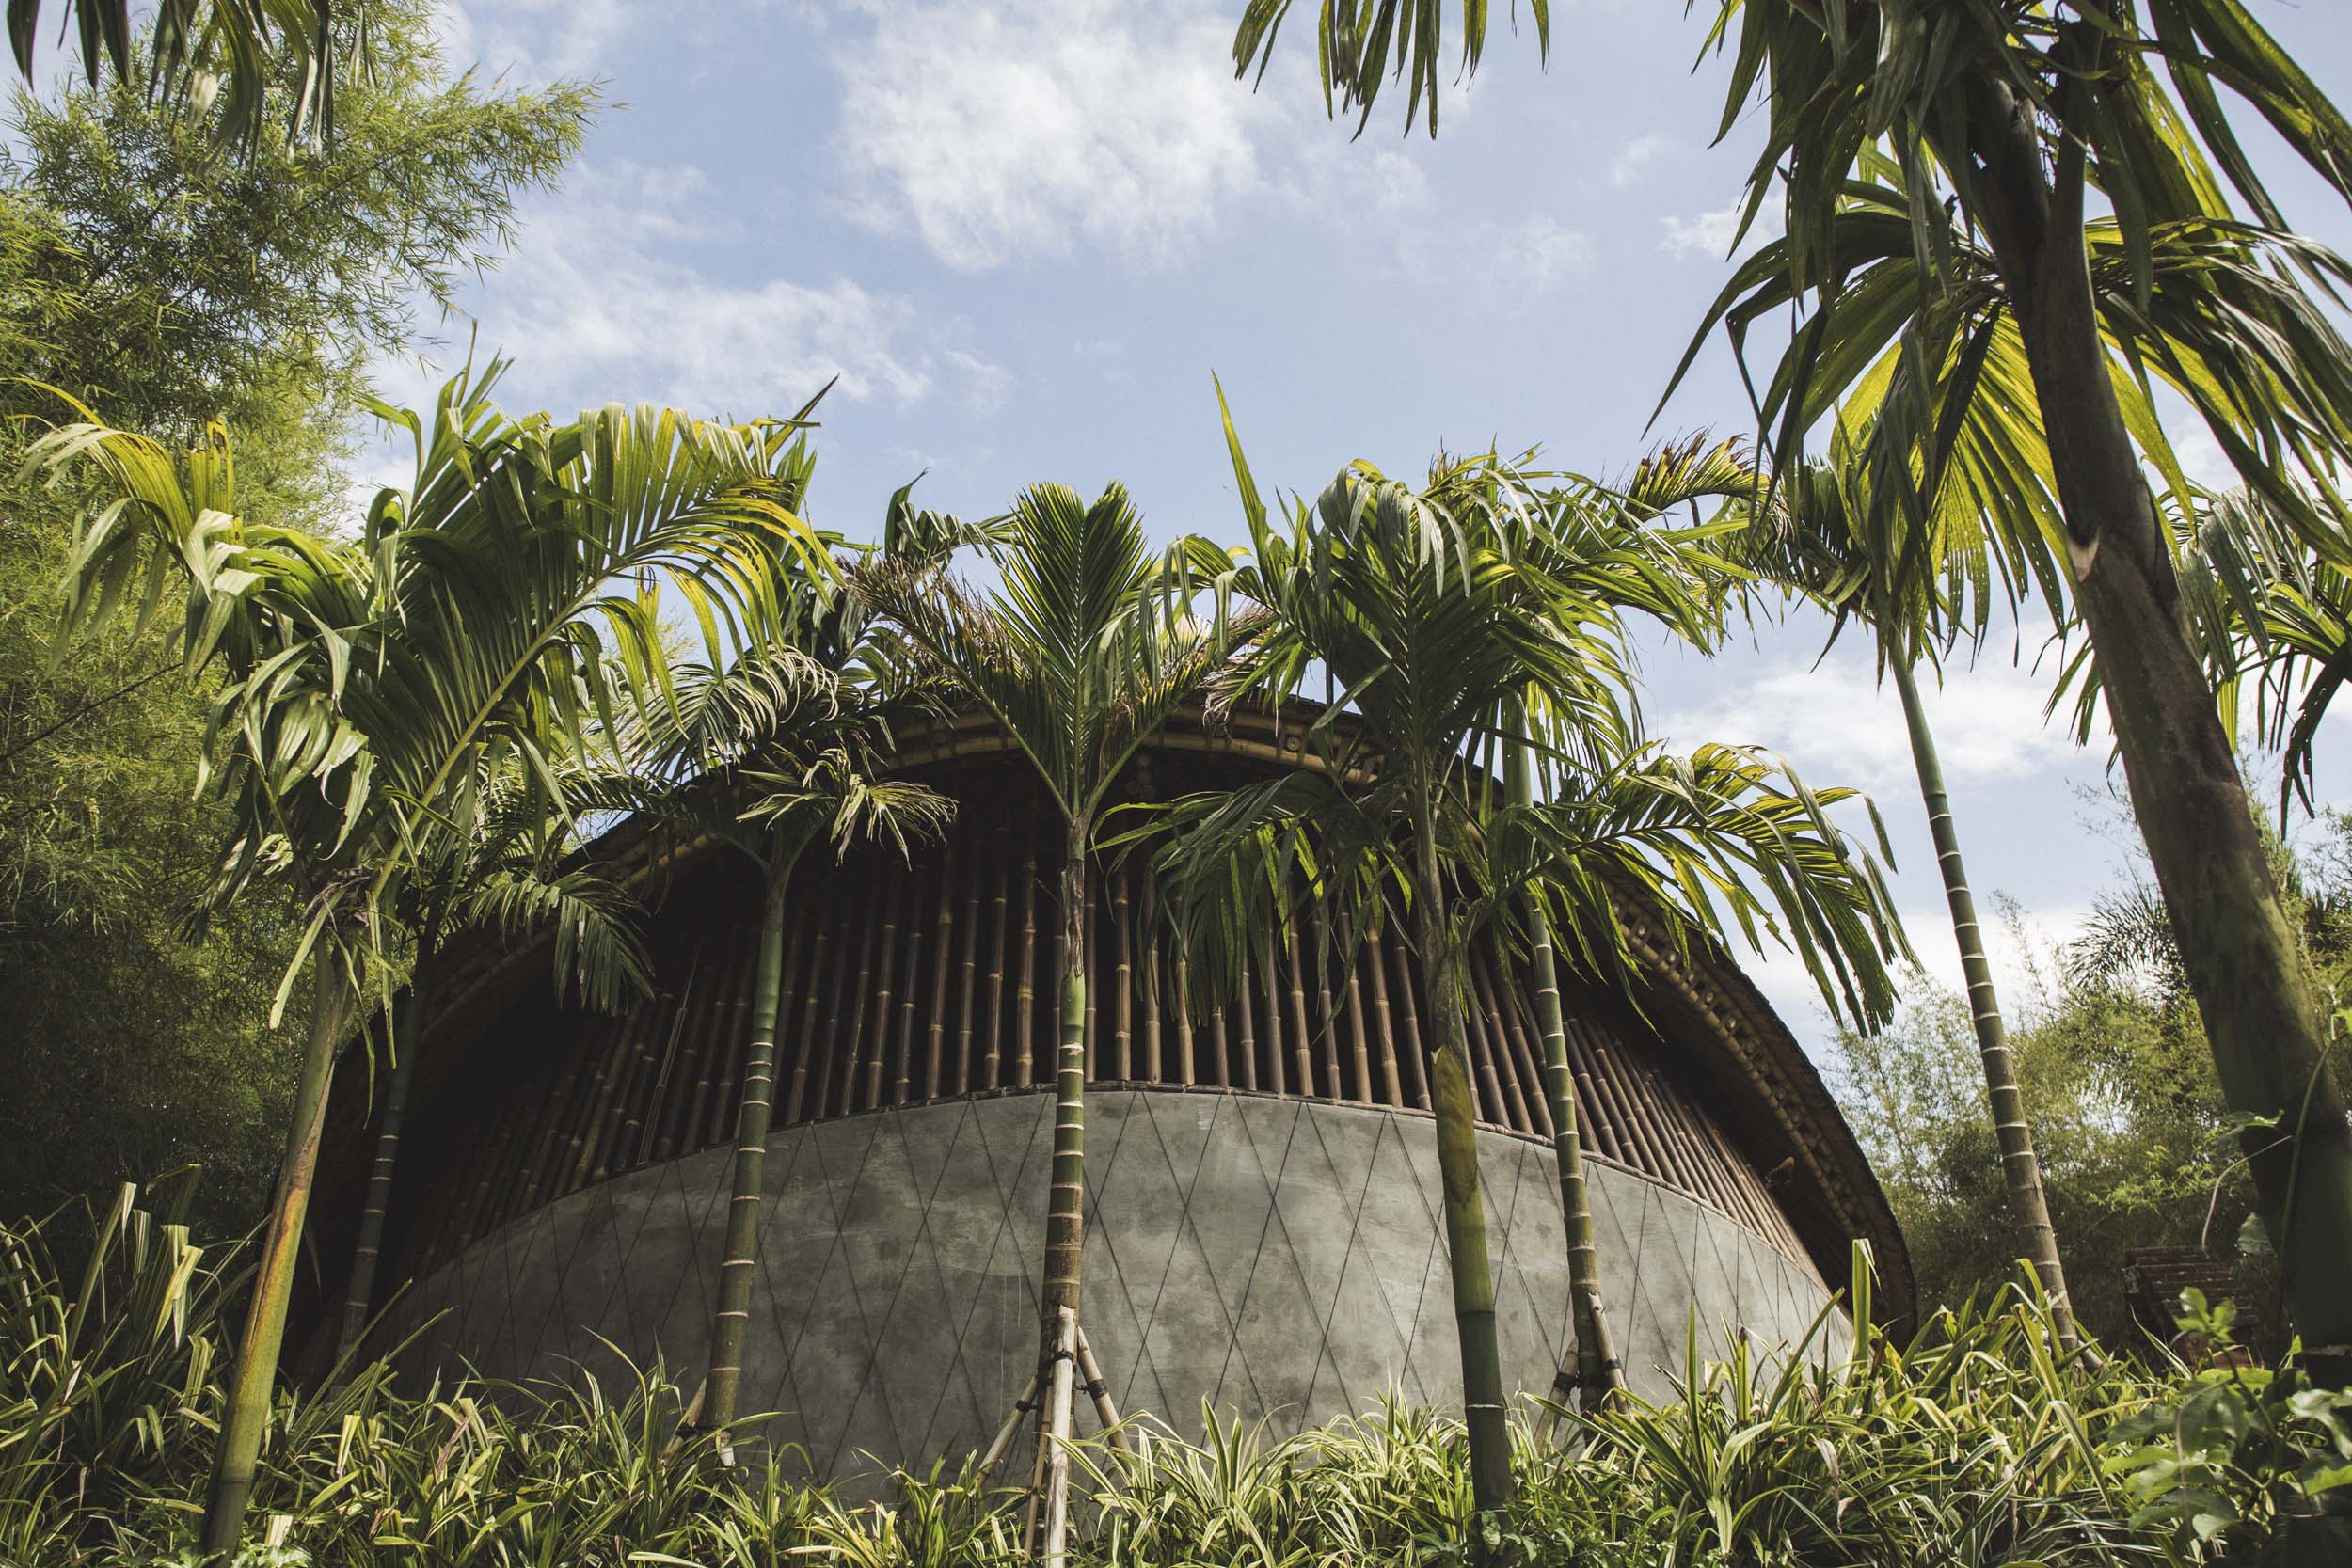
xmin=5 ymin=1188 xmax=2343 ymax=1566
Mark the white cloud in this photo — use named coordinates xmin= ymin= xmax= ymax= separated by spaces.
xmin=1657 ymin=651 xmax=2099 ymax=795
xmin=1608 ymin=133 xmax=1669 ymax=189
xmin=364 ymin=161 xmax=1004 ymax=427
xmin=1661 ymin=198 xmax=1777 ymax=261
xmin=433 ymin=0 xmax=636 ymax=83
xmin=1396 ymin=214 xmax=1595 ymax=294
xmin=831 ymin=0 xmax=1271 ymax=269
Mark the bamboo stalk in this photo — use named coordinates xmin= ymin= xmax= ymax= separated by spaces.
xmin=635 ymin=943 xmax=707 ymax=1167
xmin=1073 ymin=1324 xmax=1131 ymax=1453
xmin=863 ymin=877 xmax=899 ymax=1112
xmin=980 ymin=836 xmax=1009 ymax=1090
xmin=1361 ymin=921 xmax=1405 ymax=1108
xmin=516 ymin=1014 xmax=596 ymax=1213
xmin=978 ymin=1370 xmax=1041 ymax=1481
xmin=1232 ymin=938 xmax=1258 ymax=1092
xmin=1477 ymin=951 xmax=1548 ymax=1138
xmin=1082 ymin=879 xmax=1099 ymax=1080
xmin=1336 ymin=914 xmax=1374 ymax=1104
xmin=955 ymin=839 xmax=984 ymax=1095
xmin=807 ymin=911 xmax=855 ymax=1124
xmin=656 ymin=931 xmax=734 ymax=1162
xmin=926 ymin=847 xmax=958 ymax=1101
xmin=1386 ymin=934 xmax=1431 ymax=1110
xmin=892 ymin=871 xmax=925 ymax=1105
xmin=1584 ymin=1022 xmax=1671 ymax=1180
xmin=1015 ymin=846 xmax=1039 ymax=1087
xmin=568 ymin=995 xmax=654 ymax=1192
xmin=1459 ymin=962 xmax=1514 ymax=1128
xmin=1041 ymin=1305 xmax=1077 ymax=1568
xmin=559 ymin=1011 xmax=634 ymax=1196
xmin=1308 ymin=912 xmax=1339 ymax=1098
xmin=694 ymin=930 xmax=751 ymax=1152
xmin=1139 ymin=862 xmax=1164 ymax=1083
xmin=1285 ymin=926 xmax=1314 ymax=1096
xmin=1111 ymin=862 xmax=1135 ymax=1081
xmin=597 ymin=973 xmax=676 ymax=1180
xmin=1259 ymin=927 xmax=1287 ymax=1096
xmin=782 ymin=913 xmax=832 ymax=1126
xmin=1561 ymin=1016 xmax=1624 ymax=1163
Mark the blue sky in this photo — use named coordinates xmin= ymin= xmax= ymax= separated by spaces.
xmin=381 ymin=0 xmax=2352 ymax=1054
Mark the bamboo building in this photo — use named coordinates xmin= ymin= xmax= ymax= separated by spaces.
xmin=308 ymin=702 xmax=1912 ymax=1482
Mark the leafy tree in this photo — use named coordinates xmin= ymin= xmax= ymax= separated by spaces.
xmin=0 ymin=1 xmax=594 ymax=1236
xmin=38 ymin=365 xmax=826 ymax=1552
xmin=1229 ymin=0 xmax=2352 ymax=1386
xmin=1147 ymin=395 xmax=1904 ymax=1518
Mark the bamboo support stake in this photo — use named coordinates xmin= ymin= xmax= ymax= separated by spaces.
xmin=1111 ymin=863 xmax=1135 ymax=1081
xmin=978 ymin=1370 xmax=1041 ymax=1481
xmin=1015 ymin=847 xmax=1039 ymax=1087
xmin=782 ymin=918 xmax=833 ymax=1126
xmin=927 ymin=848 xmax=958 ymax=1101
xmin=1041 ymin=1306 xmax=1078 ymax=1568
xmin=1386 ymin=937 xmax=1431 ymax=1110
xmin=1073 ymin=1324 xmax=1131 ymax=1453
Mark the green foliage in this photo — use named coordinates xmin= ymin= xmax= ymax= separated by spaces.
xmin=2106 ymin=1291 xmax=2352 ymax=1561
xmin=0 ymin=1 xmax=596 ymax=1238
xmin=15 ymin=1188 xmax=2342 ymax=1567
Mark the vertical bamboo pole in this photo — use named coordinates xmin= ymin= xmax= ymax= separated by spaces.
xmin=860 ymin=879 xmax=897 ymax=1112
xmin=1040 ymin=1305 xmax=1078 ymax=1568
xmin=1336 ymin=914 xmax=1375 ymax=1104
xmin=572 ymin=996 xmax=657 ymax=1190
xmin=1138 ymin=861 xmax=1165 ymax=1083
xmin=892 ymin=872 xmax=925 ymax=1106
xmin=561 ymin=1006 xmax=638 ymax=1195
xmin=655 ymin=935 xmax=731 ymax=1163
xmin=634 ymin=944 xmax=707 ymax=1167
xmin=1259 ymin=927 xmax=1288 ymax=1096
xmin=704 ymin=865 xmax=791 ymax=1439
xmin=1111 ymin=863 xmax=1135 ymax=1081
xmin=517 ymin=1016 xmax=596 ymax=1212
xmin=1232 ymin=938 xmax=1259 ymax=1092
xmin=1308 ymin=911 xmax=1340 ymax=1098
xmin=955 ymin=840 xmax=984 ymax=1095
xmin=1284 ymin=926 xmax=1315 ymax=1096
xmin=1203 ymin=988 xmax=1228 ymax=1088
xmin=1361 ymin=921 xmax=1405 ymax=1108
xmin=1386 ymin=935 xmax=1431 ymax=1110
xmin=926 ymin=847 xmax=958 ymax=1101
xmin=686 ymin=928 xmax=756 ymax=1154
xmin=1562 ymin=1018 xmax=1625 ymax=1164
xmin=781 ymin=915 xmax=832 ymax=1126
xmin=1014 ymin=846 xmax=1040 ymax=1087
xmin=703 ymin=927 xmax=759 ymax=1151
xmin=1459 ymin=965 xmax=1514 ymax=1128
xmin=1082 ymin=880 xmax=1099 ymax=1080
xmin=806 ymin=914 xmax=854 ymax=1125
xmin=1471 ymin=952 xmax=1541 ymax=1137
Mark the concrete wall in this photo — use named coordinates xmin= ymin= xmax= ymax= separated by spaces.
xmin=385 ymin=1089 xmax=1834 ymax=1484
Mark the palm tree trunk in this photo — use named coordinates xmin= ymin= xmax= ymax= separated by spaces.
xmin=705 ymin=856 xmax=794 ymax=1440
xmin=1411 ymin=783 xmax=1514 ymax=1514
xmin=1889 ymin=657 xmax=2080 ymax=1351
xmin=202 ymin=951 xmax=355 ymax=1554
xmin=330 ymin=974 xmax=428 ymax=1369
xmin=1034 ymin=812 xmax=1092 ymax=1562
xmin=1508 ymin=735 xmax=1624 ymax=1414
xmin=1963 ymin=99 xmax=2352 ymax=1380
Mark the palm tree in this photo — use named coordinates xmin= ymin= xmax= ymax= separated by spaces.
xmin=621 ymin=496 xmax=961 ymax=1448
xmin=859 ymin=482 xmax=1227 ymax=1556
xmin=1229 ymin=0 xmax=2352 ymax=1387
xmin=1150 ymin=395 xmax=1905 ymax=1518
xmin=1730 ymin=428 xmax=2084 ymax=1353
xmin=40 ymin=362 xmax=827 ymax=1552
xmin=330 ymin=761 xmax=655 ymax=1370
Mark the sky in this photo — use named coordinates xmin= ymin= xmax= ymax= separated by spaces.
xmin=375 ymin=0 xmax=2352 ymax=1057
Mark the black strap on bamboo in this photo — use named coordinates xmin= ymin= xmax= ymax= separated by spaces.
xmin=1549 ymin=1370 xmax=1577 ymax=1399
xmin=1080 ymin=1374 xmax=1107 ymax=1399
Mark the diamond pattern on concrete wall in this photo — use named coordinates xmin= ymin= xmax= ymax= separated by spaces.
xmin=386 ymin=1091 xmax=1841 ymax=1490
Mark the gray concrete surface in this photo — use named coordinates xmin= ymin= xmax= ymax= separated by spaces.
xmin=385 ymin=1089 xmax=1836 ymax=1486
